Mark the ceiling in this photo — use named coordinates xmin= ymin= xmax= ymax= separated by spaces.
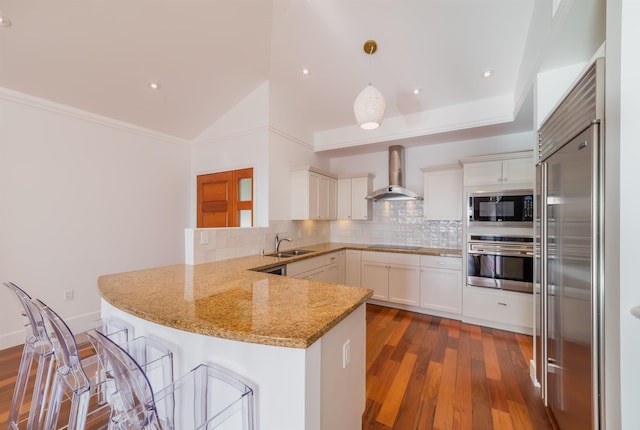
xmin=0 ymin=0 xmax=605 ymax=154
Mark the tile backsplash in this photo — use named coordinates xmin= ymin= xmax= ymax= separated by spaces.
xmin=187 ymin=201 xmax=462 ymax=264
xmin=330 ymin=200 xmax=462 ymax=249
xmin=186 ymin=220 xmax=331 ymax=264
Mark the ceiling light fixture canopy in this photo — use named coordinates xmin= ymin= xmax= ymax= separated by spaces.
xmin=354 ymin=39 xmax=386 ymax=130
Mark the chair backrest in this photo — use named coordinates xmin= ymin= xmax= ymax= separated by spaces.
xmin=35 ymin=299 xmax=90 ymax=390
xmin=86 ymin=329 xmax=162 ymax=429
xmin=4 ymin=282 xmax=51 ymax=347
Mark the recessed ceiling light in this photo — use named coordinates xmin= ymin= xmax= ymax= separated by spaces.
xmin=412 ymin=88 xmax=421 ymax=95
xmin=301 ymin=68 xmax=310 ymax=76
xmin=0 ymin=15 xmax=12 ymax=27
xmin=482 ymin=69 xmax=494 ymax=79
xmin=148 ymin=82 xmax=161 ymax=90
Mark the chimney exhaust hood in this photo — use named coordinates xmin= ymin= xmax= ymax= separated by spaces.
xmin=366 ymin=145 xmax=423 ymax=201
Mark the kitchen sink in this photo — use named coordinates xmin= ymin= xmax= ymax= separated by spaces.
xmin=268 ymin=249 xmax=314 ymax=258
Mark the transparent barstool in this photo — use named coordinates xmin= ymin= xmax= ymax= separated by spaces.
xmin=5 ymin=282 xmax=55 ymax=430
xmin=86 ymin=329 xmax=255 ymax=430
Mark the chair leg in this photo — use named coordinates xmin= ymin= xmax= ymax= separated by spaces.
xmin=7 ymin=347 xmax=34 ymax=429
xmin=26 ymin=352 xmax=55 ymax=430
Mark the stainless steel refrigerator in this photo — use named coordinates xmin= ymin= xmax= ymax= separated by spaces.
xmin=535 ymin=58 xmax=604 ymax=430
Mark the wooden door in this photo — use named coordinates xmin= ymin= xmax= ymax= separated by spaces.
xmin=197 ymin=168 xmax=253 ymax=228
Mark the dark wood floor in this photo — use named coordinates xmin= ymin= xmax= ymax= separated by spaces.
xmin=1 ymin=304 xmax=553 ymax=429
xmin=364 ymin=304 xmax=553 ymax=430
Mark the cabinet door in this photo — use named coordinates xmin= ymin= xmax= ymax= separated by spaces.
xmin=327 ymin=177 xmax=337 ymax=220
xmin=388 ymin=265 xmax=421 ymax=306
xmin=361 ymin=261 xmax=389 ymax=300
xmin=463 ymin=160 xmax=503 ymax=186
xmin=317 ymin=174 xmax=329 ymax=219
xmin=424 ymin=168 xmax=462 ymax=220
xmin=337 ymin=179 xmax=352 ymax=219
xmin=325 ymin=263 xmax=339 ymax=284
xmin=351 ymin=177 xmax=372 ymax=220
xmin=420 ymin=268 xmax=462 ymax=313
xmin=308 ymin=172 xmax=320 ymax=219
xmin=345 ymin=250 xmax=361 ymax=287
xmin=326 ymin=251 xmax=346 ymax=284
xmin=501 ymin=157 xmax=534 ymax=186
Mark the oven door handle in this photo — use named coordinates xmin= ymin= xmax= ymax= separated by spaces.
xmin=468 ymin=250 xmax=533 ymax=257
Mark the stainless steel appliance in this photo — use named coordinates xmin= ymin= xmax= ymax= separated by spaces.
xmin=255 ymin=265 xmax=286 ymax=275
xmin=467 ymin=234 xmax=533 ymax=293
xmin=468 ymin=190 xmax=534 ymax=225
xmin=536 ymin=58 xmax=604 ymax=430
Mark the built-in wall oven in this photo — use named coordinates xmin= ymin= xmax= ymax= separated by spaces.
xmin=467 ymin=234 xmax=534 ymax=294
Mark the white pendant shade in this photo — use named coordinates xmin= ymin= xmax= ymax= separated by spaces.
xmin=353 ymin=83 xmax=386 ymax=130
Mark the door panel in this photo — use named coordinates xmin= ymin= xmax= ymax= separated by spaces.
xmin=545 ymin=126 xmax=594 ymax=430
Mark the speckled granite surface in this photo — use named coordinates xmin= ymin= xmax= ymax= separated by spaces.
xmin=98 ymin=243 xmax=461 ymax=349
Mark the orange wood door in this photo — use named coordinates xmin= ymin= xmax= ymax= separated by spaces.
xmin=197 ymin=171 xmax=233 ymax=227
xmin=197 ymin=168 xmax=253 ymax=228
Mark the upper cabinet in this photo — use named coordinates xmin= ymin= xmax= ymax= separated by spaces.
xmin=460 ymin=151 xmax=534 ymax=189
xmin=337 ymin=174 xmax=374 ymax=221
xmin=422 ymin=165 xmax=462 ymax=221
xmin=291 ymin=166 xmax=338 ymax=220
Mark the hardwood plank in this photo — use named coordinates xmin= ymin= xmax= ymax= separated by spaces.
xmin=452 ymin=324 xmax=473 ymax=430
xmin=482 ymin=331 xmax=502 ymax=380
xmin=433 ymin=347 xmax=457 ymax=429
xmin=491 ymin=408 xmax=515 ymax=430
xmin=376 ymin=352 xmax=417 ymax=427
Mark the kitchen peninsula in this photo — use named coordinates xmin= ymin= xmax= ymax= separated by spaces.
xmin=98 ymin=246 xmax=374 ymax=430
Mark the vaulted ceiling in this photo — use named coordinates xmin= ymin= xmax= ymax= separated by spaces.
xmin=0 ymin=0 xmax=605 ymax=154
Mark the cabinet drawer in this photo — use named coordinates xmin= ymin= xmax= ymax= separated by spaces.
xmin=287 ymin=255 xmax=327 ymax=277
xmin=463 ymin=288 xmax=533 ymax=329
xmin=420 ymin=255 xmax=462 ymax=270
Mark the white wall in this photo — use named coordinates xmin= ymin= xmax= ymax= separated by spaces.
xmin=329 ymin=131 xmax=535 ymax=196
xmin=0 ymin=90 xmax=190 ymax=348
xmin=608 ymin=0 xmax=639 ymax=428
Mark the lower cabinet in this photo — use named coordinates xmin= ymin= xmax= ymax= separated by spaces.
xmin=462 ymin=287 xmax=533 ymax=333
xmin=345 ymin=250 xmax=362 ymax=287
xmin=287 ymin=251 xmax=344 ymax=283
xmin=420 ymin=255 xmax=462 ymax=314
xmin=361 ymin=252 xmax=420 ymax=306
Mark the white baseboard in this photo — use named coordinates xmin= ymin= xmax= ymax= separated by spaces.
xmin=530 ymin=359 xmax=540 ymax=387
xmin=0 ymin=310 xmax=101 ymax=351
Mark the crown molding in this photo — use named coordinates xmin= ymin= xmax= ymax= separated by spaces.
xmin=0 ymin=87 xmax=191 ymax=148
xmin=192 ymin=124 xmax=314 ymax=151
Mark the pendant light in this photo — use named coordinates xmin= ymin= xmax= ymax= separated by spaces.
xmin=354 ymin=40 xmax=386 ymax=130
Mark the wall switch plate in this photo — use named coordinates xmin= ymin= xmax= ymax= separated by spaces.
xmin=342 ymin=339 xmax=351 ymax=368
xmin=64 ymin=289 xmax=74 ymax=301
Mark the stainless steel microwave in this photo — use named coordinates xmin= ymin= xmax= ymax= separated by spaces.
xmin=468 ymin=190 xmax=534 ymax=225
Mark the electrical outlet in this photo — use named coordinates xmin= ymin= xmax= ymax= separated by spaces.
xmin=200 ymin=231 xmax=209 ymax=245
xmin=63 ymin=289 xmax=74 ymax=301
xmin=342 ymin=339 xmax=351 ymax=368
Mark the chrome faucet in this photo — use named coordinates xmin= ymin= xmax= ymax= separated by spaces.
xmin=274 ymin=234 xmax=292 ymax=253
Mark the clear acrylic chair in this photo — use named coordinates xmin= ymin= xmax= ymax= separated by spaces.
xmin=87 ymin=333 xmax=175 ymax=428
xmin=86 ymin=329 xmax=255 ymax=430
xmin=5 ymin=282 xmax=135 ymax=430
xmin=5 ymin=282 xmax=55 ymax=430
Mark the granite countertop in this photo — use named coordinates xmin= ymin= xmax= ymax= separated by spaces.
xmin=98 ymin=243 xmax=461 ymax=349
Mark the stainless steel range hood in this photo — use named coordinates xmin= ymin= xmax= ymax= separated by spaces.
xmin=366 ymin=145 xmax=423 ymax=201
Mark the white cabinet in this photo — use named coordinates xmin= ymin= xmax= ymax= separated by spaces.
xmin=421 ymin=165 xmax=462 ymax=220
xmin=461 ymin=152 xmax=534 ymax=188
xmin=291 ymin=166 xmax=338 ymax=220
xmin=337 ymin=175 xmax=374 ymax=220
xmin=325 ymin=250 xmax=345 ymax=284
xmin=287 ymin=251 xmax=344 ymax=283
xmin=462 ymin=287 xmax=533 ymax=333
xmin=345 ymin=250 xmax=362 ymax=287
xmin=361 ymin=251 xmax=420 ymax=305
xmin=420 ymin=255 xmax=462 ymax=314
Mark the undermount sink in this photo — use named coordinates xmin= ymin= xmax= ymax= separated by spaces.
xmin=269 ymin=249 xmax=314 ymax=258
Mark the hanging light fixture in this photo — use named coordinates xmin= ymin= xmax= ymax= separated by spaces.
xmin=354 ymin=40 xmax=386 ymax=130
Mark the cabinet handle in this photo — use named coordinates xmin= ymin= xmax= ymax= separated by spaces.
xmin=503 ymin=177 xmax=508 ymax=182
xmin=437 ymin=261 xmax=445 ymax=265
xmin=497 ymin=302 xmax=508 ymax=306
